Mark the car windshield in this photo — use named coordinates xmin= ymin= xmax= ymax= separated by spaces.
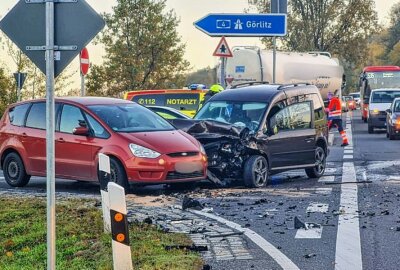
xmin=194 ymin=101 xmax=268 ymax=131
xmin=394 ymin=101 xmax=400 ymax=112
xmin=344 ymin=96 xmax=353 ymax=101
xmin=350 ymin=93 xmax=360 ymax=98
xmin=88 ymin=103 xmax=175 ymax=133
xmin=371 ymin=91 xmax=400 ymax=104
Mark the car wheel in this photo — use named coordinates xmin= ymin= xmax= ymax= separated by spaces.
xmin=368 ymin=124 xmax=374 ymax=134
xmin=3 ymin=152 xmax=31 ymax=187
xmin=243 ymin=155 xmax=269 ymax=188
xmin=389 ymin=128 xmax=396 ymax=140
xmin=305 ymin=146 xmax=326 ymax=179
xmin=109 ymin=158 xmax=130 ymax=193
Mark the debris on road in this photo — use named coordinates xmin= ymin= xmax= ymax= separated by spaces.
xmin=182 ymin=196 xmax=204 ymax=210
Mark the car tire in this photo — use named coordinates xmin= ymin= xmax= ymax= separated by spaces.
xmin=109 ymin=157 xmax=130 ymax=193
xmin=368 ymin=124 xmax=374 ymax=134
xmin=305 ymin=146 xmax=326 ymax=179
xmin=389 ymin=128 xmax=396 ymax=140
xmin=3 ymin=152 xmax=31 ymax=187
xmin=243 ymin=155 xmax=269 ymax=188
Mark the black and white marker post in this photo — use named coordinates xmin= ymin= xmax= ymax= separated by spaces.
xmin=98 ymin=153 xmax=133 ymax=270
xmin=98 ymin=153 xmax=111 ymax=233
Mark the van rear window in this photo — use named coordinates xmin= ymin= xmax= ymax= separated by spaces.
xmin=132 ymin=93 xmax=200 ymax=111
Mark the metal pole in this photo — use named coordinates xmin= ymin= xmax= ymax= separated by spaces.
xmin=80 ymin=73 xmax=85 ymax=96
xmin=273 ymin=37 xmax=276 ymax=84
xmin=220 ymin=57 xmax=226 ymax=88
xmin=45 ymin=1 xmax=56 ymax=269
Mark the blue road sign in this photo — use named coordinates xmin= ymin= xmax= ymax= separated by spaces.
xmin=194 ymin=13 xmax=287 ymax=37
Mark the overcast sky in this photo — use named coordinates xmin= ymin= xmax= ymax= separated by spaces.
xmin=0 ymin=0 xmax=398 ymax=89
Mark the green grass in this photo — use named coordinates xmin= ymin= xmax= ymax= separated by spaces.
xmin=0 ymin=197 xmax=203 ymax=270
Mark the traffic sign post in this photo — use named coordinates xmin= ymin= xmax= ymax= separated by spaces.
xmin=80 ymin=47 xmax=89 ymax=96
xmin=13 ymin=72 xmax=27 ymax=102
xmin=0 ymin=1 xmax=104 ymax=269
xmin=194 ymin=13 xmax=287 ymax=37
xmin=270 ymin=0 xmax=288 ymax=84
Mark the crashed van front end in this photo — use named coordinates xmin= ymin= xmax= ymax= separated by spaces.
xmin=171 ymin=119 xmax=263 ymax=184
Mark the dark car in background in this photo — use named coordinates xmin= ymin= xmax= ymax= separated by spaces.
xmin=173 ymin=83 xmax=329 ymax=188
xmin=386 ymin=97 xmax=400 ymax=140
xmin=0 ymin=98 xmax=207 ymax=189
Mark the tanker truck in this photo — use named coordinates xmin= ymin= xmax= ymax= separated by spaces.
xmin=222 ymin=46 xmax=344 ymax=102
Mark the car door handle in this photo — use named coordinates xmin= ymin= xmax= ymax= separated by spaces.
xmin=57 ymin=138 xmax=65 ymax=143
xmin=304 ymin=138 xmax=314 ymax=143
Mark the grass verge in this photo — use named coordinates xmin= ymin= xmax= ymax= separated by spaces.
xmin=0 ymin=197 xmax=203 ymax=270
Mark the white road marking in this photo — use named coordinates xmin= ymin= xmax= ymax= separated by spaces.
xmin=335 ymin=113 xmax=362 ymax=270
xmin=190 ymin=209 xmax=300 ymax=270
xmin=343 ymin=155 xmax=353 ymax=159
xmin=306 ymin=203 xmax=329 ymax=213
xmin=328 ymin=132 xmax=334 ymax=146
xmin=318 ymin=175 xmax=335 ymax=183
xmin=315 ymin=188 xmax=333 ymax=195
xmin=324 ymin=168 xmax=338 ymax=175
xmin=295 ymin=225 xmax=323 ymax=239
xmin=344 ymin=150 xmax=353 ymax=154
xmin=0 ymin=176 xmax=4 ymax=180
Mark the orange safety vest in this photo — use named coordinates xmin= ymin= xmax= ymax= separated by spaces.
xmin=328 ymin=97 xmax=342 ymax=120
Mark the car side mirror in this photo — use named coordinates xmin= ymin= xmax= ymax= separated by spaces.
xmin=73 ymin=126 xmax=90 ymax=136
xmin=386 ymin=109 xmax=392 ymax=114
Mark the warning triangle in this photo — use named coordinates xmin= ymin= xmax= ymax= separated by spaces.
xmin=213 ymin=36 xmax=233 ymax=57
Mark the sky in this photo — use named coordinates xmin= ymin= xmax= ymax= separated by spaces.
xmin=0 ymin=0 xmax=399 ymax=90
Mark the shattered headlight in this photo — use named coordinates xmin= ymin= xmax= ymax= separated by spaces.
xmin=129 ymin=144 xmax=160 ymax=159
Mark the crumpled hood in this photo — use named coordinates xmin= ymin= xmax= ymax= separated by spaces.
xmin=170 ymin=119 xmax=246 ymax=139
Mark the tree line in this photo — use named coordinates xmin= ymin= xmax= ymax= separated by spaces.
xmin=1 ymin=0 xmax=400 ymax=115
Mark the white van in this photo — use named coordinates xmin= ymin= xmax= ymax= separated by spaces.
xmin=368 ymin=89 xmax=400 ymax=133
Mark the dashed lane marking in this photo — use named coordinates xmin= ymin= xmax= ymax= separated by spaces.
xmin=335 ymin=113 xmax=362 ymax=270
xmin=306 ymin=203 xmax=329 ymax=213
xmin=295 ymin=225 xmax=323 ymax=239
xmin=318 ymin=175 xmax=335 ymax=183
xmin=328 ymin=132 xmax=334 ymax=146
xmin=190 ymin=209 xmax=300 ymax=270
xmin=344 ymin=150 xmax=353 ymax=154
xmin=343 ymin=155 xmax=353 ymax=159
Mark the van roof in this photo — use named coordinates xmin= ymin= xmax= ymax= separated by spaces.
xmin=211 ymin=84 xmax=320 ymax=102
xmin=371 ymin=88 xmax=400 ymax=92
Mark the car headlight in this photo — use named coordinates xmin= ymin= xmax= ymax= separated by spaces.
xmin=129 ymin=144 xmax=160 ymax=159
xmin=370 ymin=109 xmax=379 ymax=114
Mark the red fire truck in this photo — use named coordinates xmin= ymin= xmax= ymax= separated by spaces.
xmin=359 ymin=66 xmax=400 ymax=122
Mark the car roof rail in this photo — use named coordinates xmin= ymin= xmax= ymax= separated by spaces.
xmin=277 ymin=83 xmax=311 ymax=90
xmin=230 ymin=81 xmax=270 ymax=89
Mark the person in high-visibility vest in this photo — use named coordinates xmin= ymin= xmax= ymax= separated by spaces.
xmin=204 ymin=84 xmax=224 ymax=104
xmin=327 ymin=92 xmax=349 ymax=147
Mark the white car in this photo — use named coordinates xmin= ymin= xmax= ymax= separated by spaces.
xmin=349 ymin=92 xmax=361 ymax=106
xmin=368 ymin=89 xmax=400 ymax=133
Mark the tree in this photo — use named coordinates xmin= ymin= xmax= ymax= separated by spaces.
xmin=0 ymin=68 xmax=14 ymax=116
xmin=185 ymin=67 xmax=217 ymax=88
xmin=249 ymin=0 xmax=379 ymax=67
xmin=86 ymin=0 xmax=189 ymax=97
xmin=1 ymin=33 xmax=77 ymax=100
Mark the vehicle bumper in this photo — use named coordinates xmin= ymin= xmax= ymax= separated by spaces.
xmin=389 ymin=124 xmax=400 ymax=135
xmin=124 ymin=153 xmax=207 ymax=184
xmin=369 ymin=114 xmax=386 ymax=128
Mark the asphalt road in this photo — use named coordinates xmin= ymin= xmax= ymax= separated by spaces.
xmin=1 ymin=110 xmax=400 ymax=270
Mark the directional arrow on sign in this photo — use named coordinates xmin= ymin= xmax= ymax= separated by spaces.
xmin=194 ymin=13 xmax=287 ymax=37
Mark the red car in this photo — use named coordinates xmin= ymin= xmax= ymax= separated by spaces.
xmin=0 ymin=97 xmax=207 ymax=189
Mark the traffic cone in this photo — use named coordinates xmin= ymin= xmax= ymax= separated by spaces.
xmin=340 ymin=131 xmax=349 ymax=147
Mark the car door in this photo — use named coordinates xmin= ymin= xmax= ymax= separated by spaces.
xmin=55 ymin=104 xmax=93 ymax=180
xmin=22 ymin=102 xmax=47 ymax=175
xmin=267 ymin=101 xmax=315 ymax=168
